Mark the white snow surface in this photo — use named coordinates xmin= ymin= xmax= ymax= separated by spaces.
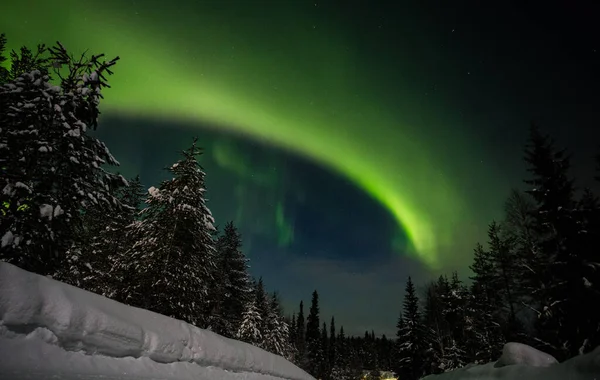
xmin=424 ymin=342 xmax=600 ymax=380
xmin=0 ymin=262 xmax=314 ymax=380
xmin=494 ymin=342 xmax=557 ymax=368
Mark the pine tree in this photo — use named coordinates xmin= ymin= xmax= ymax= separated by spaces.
xmin=501 ymin=189 xmax=540 ymax=318
xmin=295 ymin=300 xmax=307 ymax=369
xmin=0 ymin=34 xmax=50 ymax=85
xmin=329 ymin=316 xmax=337 ymax=370
xmin=0 ymin=34 xmax=9 ymax=83
xmin=331 ymin=326 xmax=351 ymax=380
xmin=523 ymin=124 xmax=583 ymax=359
xmin=396 ymin=277 xmax=425 ymax=380
xmin=319 ymin=322 xmax=331 ymax=380
xmin=421 ymin=279 xmax=447 ymax=375
xmin=445 ymin=273 xmax=469 ymax=344
xmin=208 ymin=221 xmax=252 ymax=337
xmin=0 ymin=38 xmax=124 ymax=275
xmin=439 ymin=339 xmax=466 ymax=372
xmin=55 ymin=175 xmax=144 ymax=296
xmin=378 ymin=335 xmax=393 ymax=372
xmin=237 ymin=293 xmax=263 ymax=345
xmin=306 ymin=290 xmax=322 ymax=376
xmin=467 ymin=244 xmax=505 ymax=363
xmin=573 ymin=189 xmax=600 ymax=353
xmin=289 ymin=313 xmax=297 ymax=356
xmin=253 ymin=277 xmax=270 ymax=342
xmin=263 ymin=292 xmax=293 ymax=359
xmin=486 ymin=222 xmax=523 ymax=339
xmin=115 ymin=139 xmax=216 ymax=326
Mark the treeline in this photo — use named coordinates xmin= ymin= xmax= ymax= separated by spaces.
xmin=390 ymin=125 xmax=600 ymax=379
xmin=285 ymin=290 xmax=396 ymax=380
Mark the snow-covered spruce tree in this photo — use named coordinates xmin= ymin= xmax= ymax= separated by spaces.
xmin=237 ymin=286 xmax=263 ymax=345
xmin=396 ymin=276 xmax=426 ymax=380
xmin=207 ymin=221 xmax=253 ymax=337
xmin=253 ymin=277 xmax=275 ymax=350
xmin=0 ymin=37 xmax=125 ymax=275
xmin=55 ymin=175 xmax=145 ymax=296
xmin=263 ymin=292 xmax=293 ymax=359
xmin=116 ymin=139 xmax=216 ymax=327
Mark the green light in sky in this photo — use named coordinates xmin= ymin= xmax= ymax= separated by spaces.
xmin=1 ymin=0 xmax=473 ymax=268
xmin=275 ymin=202 xmax=294 ymax=247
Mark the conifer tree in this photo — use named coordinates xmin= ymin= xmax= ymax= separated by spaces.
xmin=0 ymin=37 xmax=124 ymax=275
xmin=396 ymin=277 xmax=425 ymax=380
xmin=263 ymin=292 xmax=292 ymax=358
xmin=319 ymin=322 xmax=330 ymax=380
xmin=306 ymin=290 xmax=322 ymax=376
xmin=289 ymin=313 xmax=297 ymax=355
xmin=208 ymin=221 xmax=252 ymax=337
xmin=116 ymin=139 xmax=216 ymax=326
xmin=331 ymin=326 xmax=350 ymax=379
xmin=237 ymin=289 xmax=263 ymax=345
xmin=253 ymin=277 xmax=270 ymax=341
xmin=295 ymin=300 xmax=307 ymax=369
xmin=523 ymin=124 xmax=583 ymax=359
xmin=573 ymin=188 xmax=600 ymax=353
xmin=486 ymin=222 xmax=522 ymax=339
xmin=378 ymin=335 xmax=393 ymax=372
xmin=55 ymin=175 xmax=144 ymax=296
xmin=422 ymin=278 xmax=448 ymax=374
xmin=0 ymin=34 xmax=9 ymax=83
xmin=329 ymin=316 xmax=337 ymax=370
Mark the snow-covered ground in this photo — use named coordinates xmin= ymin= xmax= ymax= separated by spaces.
xmin=0 ymin=262 xmax=314 ymax=380
xmin=1 ymin=261 xmax=599 ymax=380
xmin=422 ymin=341 xmax=600 ymax=380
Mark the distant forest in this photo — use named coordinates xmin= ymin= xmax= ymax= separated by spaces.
xmin=1 ymin=35 xmax=599 ymax=380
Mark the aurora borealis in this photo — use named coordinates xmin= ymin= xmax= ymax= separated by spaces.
xmin=3 ymin=0 xmax=599 ymax=335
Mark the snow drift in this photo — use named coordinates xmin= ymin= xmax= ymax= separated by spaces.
xmin=0 ymin=262 xmax=314 ymax=380
xmin=423 ymin=342 xmax=600 ymax=380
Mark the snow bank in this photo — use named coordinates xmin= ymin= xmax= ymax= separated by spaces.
xmin=422 ymin=342 xmax=600 ymax=380
xmin=0 ymin=337 xmax=299 ymax=380
xmin=494 ymin=342 xmax=557 ymax=368
xmin=0 ymin=262 xmax=314 ymax=380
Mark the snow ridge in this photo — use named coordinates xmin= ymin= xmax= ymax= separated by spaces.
xmin=0 ymin=262 xmax=314 ymax=380
xmin=422 ymin=342 xmax=600 ymax=380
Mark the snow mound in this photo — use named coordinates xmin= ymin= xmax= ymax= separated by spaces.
xmin=494 ymin=342 xmax=557 ymax=368
xmin=0 ymin=262 xmax=314 ymax=380
xmin=422 ymin=342 xmax=600 ymax=380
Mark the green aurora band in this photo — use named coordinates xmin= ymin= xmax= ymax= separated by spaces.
xmin=3 ymin=0 xmax=472 ymax=268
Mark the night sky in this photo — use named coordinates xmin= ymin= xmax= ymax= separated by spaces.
xmin=3 ymin=0 xmax=599 ymax=336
